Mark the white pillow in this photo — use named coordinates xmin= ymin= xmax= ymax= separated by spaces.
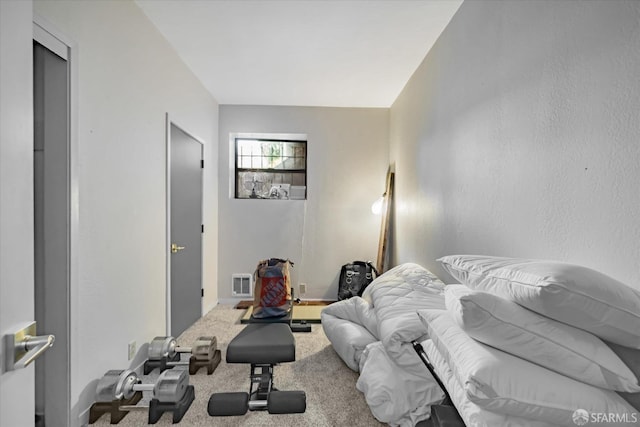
xmin=606 ymin=341 xmax=640 ymax=412
xmin=444 ymin=285 xmax=640 ymax=392
xmin=416 ymin=309 xmax=636 ymax=426
xmin=420 ymin=339 xmax=556 ymax=427
xmin=438 ymin=255 xmax=640 ymax=348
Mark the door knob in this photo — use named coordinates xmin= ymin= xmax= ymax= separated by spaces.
xmin=4 ymin=321 xmax=55 ymax=371
xmin=171 ymin=243 xmax=185 ymax=253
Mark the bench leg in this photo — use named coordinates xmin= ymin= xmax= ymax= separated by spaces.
xmin=248 ymin=364 xmax=274 ymax=410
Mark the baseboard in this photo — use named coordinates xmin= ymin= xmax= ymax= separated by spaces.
xmin=217 ymin=298 xmax=244 ymax=306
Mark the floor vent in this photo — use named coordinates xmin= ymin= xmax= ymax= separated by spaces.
xmin=232 ymin=274 xmax=252 ymax=297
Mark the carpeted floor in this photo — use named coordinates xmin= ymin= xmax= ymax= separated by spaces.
xmin=91 ymin=305 xmax=385 ymax=426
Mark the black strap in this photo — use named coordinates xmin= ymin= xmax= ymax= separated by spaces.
xmin=350 ymin=261 xmax=378 ymax=278
xmin=367 ymin=261 xmax=378 ymax=278
xmin=267 ymin=258 xmax=294 ymax=267
xmin=412 ymin=341 xmax=453 ymax=406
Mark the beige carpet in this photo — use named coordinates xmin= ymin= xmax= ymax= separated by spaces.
xmin=91 ymin=305 xmax=384 ymax=426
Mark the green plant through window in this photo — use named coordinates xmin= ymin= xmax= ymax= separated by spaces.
xmin=263 ymin=142 xmax=282 ymax=169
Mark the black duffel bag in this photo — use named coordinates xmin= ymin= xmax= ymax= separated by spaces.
xmin=337 ymin=261 xmax=378 ymax=301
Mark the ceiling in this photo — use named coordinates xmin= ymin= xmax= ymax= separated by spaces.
xmin=136 ymin=0 xmax=463 ymax=108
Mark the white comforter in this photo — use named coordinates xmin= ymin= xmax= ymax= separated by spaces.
xmin=321 ymin=263 xmax=447 ymax=426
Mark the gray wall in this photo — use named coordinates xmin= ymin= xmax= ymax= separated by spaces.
xmin=390 ymin=0 xmax=640 ymax=289
xmin=218 ymin=106 xmax=389 ymax=301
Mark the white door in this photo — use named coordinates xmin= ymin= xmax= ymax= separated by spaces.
xmin=168 ymin=121 xmax=204 ymax=337
xmin=1 ymin=2 xmax=38 ymax=425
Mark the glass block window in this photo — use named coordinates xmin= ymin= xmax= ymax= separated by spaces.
xmin=235 ymin=138 xmax=307 ymax=199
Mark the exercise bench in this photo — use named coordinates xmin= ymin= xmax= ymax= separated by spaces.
xmin=207 ymin=323 xmax=306 ymax=416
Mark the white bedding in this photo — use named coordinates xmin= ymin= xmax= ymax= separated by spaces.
xmin=368 ymin=264 xmax=446 ymax=377
xmin=356 ymin=341 xmax=444 ymax=426
xmin=420 ymin=339 xmax=556 ymax=427
xmin=321 ymin=263 xmax=446 ymax=426
xmin=418 ymin=309 xmax=636 ymax=426
xmin=321 ymin=297 xmax=378 ymax=371
xmin=324 ymin=260 xmax=640 ymax=426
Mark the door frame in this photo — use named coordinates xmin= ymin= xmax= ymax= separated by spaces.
xmin=165 ymin=113 xmax=205 ymax=335
xmin=32 ymin=14 xmax=78 ymax=427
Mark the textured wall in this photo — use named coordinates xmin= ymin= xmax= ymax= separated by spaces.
xmin=218 ymin=106 xmax=389 ymax=301
xmin=390 ymin=0 xmax=640 ymax=288
xmin=34 ymin=1 xmax=219 ymax=423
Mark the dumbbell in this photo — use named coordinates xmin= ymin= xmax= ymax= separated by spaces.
xmin=144 ymin=336 xmax=221 ymax=375
xmin=90 ymin=368 xmax=195 ymax=424
xmin=95 ymin=368 xmax=187 ymax=402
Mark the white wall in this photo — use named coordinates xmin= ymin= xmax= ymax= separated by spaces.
xmin=33 ymin=1 xmax=219 ymax=424
xmin=218 ymin=106 xmax=389 ymax=301
xmin=390 ymin=0 xmax=640 ymax=289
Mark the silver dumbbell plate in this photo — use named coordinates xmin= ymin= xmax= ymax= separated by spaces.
xmin=95 ymin=369 xmax=139 ymax=401
xmin=192 ymin=336 xmax=216 ymax=361
xmin=148 ymin=336 xmax=177 ymax=360
xmin=154 ymin=368 xmax=189 ymax=402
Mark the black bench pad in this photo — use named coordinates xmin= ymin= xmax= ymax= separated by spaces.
xmin=226 ymin=323 xmax=295 ymax=364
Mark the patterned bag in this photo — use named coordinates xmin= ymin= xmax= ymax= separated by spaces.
xmin=252 ymin=258 xmax=293 ymax=319
xmin=337 ymin=261 xmax=378 ymax=300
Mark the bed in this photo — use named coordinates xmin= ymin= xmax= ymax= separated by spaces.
xmin=322 ymin=256 xmax=640 ymax=426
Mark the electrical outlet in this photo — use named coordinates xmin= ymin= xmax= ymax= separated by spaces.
xmin=299 ymin=283 xmax=307 ymax=295
xmin=128 ymin=341 xmax=136 ymax=361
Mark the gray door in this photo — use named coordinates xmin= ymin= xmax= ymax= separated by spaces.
xmin=33 ymin=38 xmax=70 ymax=427
xmin=170 ymin=123 xmax=203 ymax=336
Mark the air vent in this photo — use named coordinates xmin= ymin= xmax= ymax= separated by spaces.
xmin=232 ymin=274 xmax=252 ymax=297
